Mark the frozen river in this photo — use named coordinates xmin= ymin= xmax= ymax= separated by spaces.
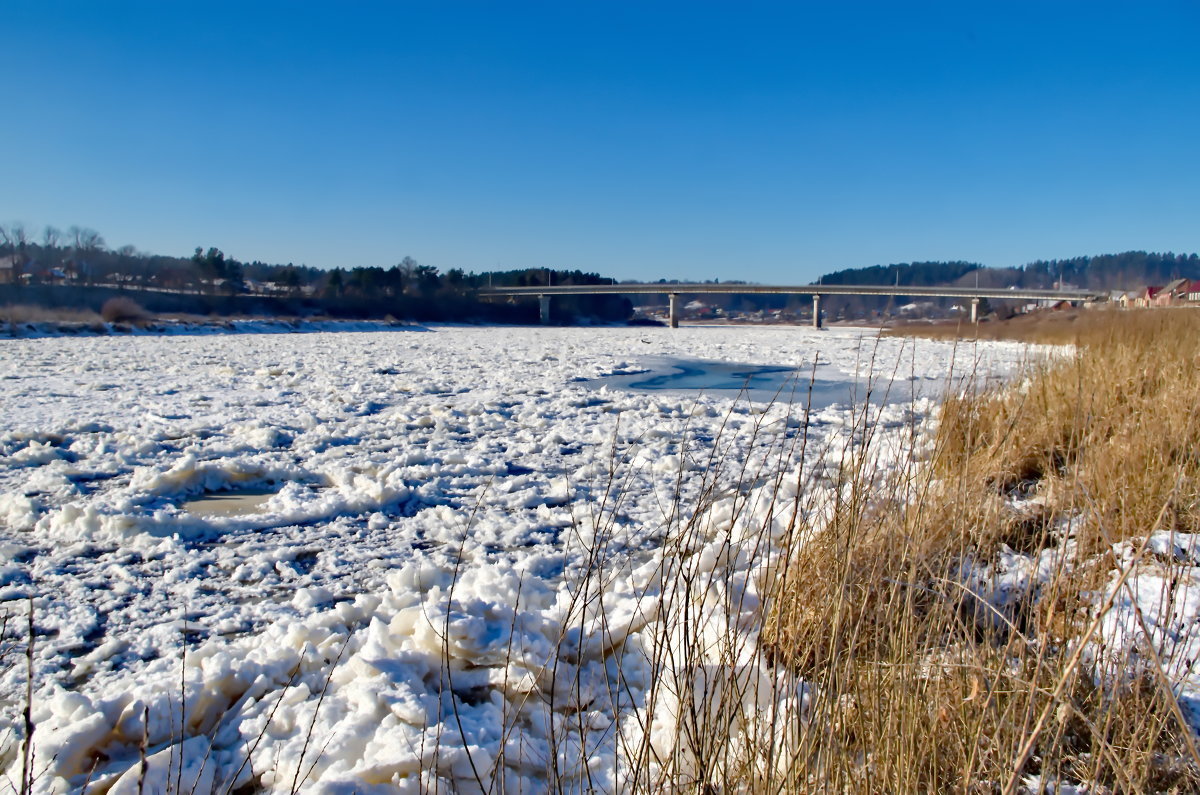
xmin=582 ymin=355 xmax=931 ymax=406
xmin=0 ymin=324 xmax=1031 ymax=792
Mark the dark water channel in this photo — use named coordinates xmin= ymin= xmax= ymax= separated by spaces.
xmin=586 ymin=357 xmax=913 ymax=408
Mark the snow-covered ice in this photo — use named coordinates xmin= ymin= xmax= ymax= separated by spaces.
xmin=0 ymin=324 xmax=1038 ymax=791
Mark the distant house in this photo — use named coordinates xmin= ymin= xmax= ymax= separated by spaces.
xmin=1139 ymin=286 xmax=1163 ymax=308
xmin=1110 ymin=289 xmax=1139 ymax=309
xmin=44 ymin=267 xmax=69 ymax=284
xmin=0 ymin=254 xmax=18 ymax=284
xmin=1160 ymin=277 xmax=1191 ymax=305
xmin=1188 ymin=281 xmax=1200 ymax=302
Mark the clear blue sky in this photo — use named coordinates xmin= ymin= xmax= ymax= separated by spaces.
xmin=5 ymin=1 xmax=1198 ymax=282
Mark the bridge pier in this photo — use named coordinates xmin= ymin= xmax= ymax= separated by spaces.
xmin=539 ymin=295 xmax=551 ymax=324
xmin=812 ymin=295 xmax=823 ymax=329
xmin=970 ymin=297 xmax=980 ymax=324
xmin=668 ymin=293 xmax=679 ymax=328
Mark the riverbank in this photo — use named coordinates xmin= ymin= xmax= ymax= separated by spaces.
xmin=1 ymin=310 xmax=426 ymax=339
xmin=884 ymin=305 xmax=1100 ymax=343
xmin=768 ymin=308 xmax=1200 ymax=791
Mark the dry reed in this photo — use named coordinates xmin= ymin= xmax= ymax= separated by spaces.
xmin=1 ymin=304 xmax=105 ymax=327
xmin=765 ymin=308 xmax=1200 ymax=792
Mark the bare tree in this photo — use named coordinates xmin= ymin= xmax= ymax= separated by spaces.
xmin=66 ymin=226 xmax=105 ymax=285
xmin=0 ymin=223 xmax=30 ymax=278
xmin=11 ymin=223 xmax=27 ymax=248
xmin=66 ymin=226 xmax=104 ymax=251
xmin=78 ymin=228 xmax=105 ymax=251
xmin=42 ymin=225 xmax=62 ymax=249
xmin=10 ymin=224 xmax=28 ymax=269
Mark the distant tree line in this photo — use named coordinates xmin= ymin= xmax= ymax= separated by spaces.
xmin=0 ymin=223 xmax=631 ymax=323
xmin=810 ymin=253 xmax=1200 ymax=318
xmin=3 ymin=221 xmax=1196 ymax=322
xmin=1015 ymin=251 xmax=1200 ymax=291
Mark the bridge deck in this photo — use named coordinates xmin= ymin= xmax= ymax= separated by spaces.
xmin=479 ymin=283 xmax=1100 ymax=302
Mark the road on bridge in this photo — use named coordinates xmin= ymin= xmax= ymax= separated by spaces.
xmin=479 ymin=283 xmax=1102 ymax=327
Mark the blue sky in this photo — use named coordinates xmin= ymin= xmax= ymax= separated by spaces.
xmin=4 ymin=1 xmax=1198 ymax=282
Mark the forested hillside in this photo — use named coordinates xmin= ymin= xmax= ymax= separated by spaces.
xmin=812 ymin=252 xmax=1200 ymax=318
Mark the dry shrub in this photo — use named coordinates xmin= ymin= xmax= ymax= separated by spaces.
xmin=765 ymin=308 xmax=1200 ymax=792
xmin=100 ymin=296 xmax=152 ymax=324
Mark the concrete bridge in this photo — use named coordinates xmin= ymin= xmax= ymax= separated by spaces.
xmin=480 ymin=283 xmax=1103 ymax=328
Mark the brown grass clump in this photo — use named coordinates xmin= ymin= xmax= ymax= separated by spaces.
xmin=99 ymin=296 xmax=152 ymax=323
xmin=885 ymin=306 xmax=1096 ymax=345
xmin=0 ymin=304 xmax=105 ymax=326
xmin=765 ymin=308 xmax=1200 ymax=792
xmin=937 ymin=309 xmax=1200 ymax=551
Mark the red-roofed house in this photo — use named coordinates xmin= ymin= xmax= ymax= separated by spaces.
xmin=1139 ymin=286 xmax=1162 ymax=308
xmin=1161 ymin=278 xmax=1191 ymax=305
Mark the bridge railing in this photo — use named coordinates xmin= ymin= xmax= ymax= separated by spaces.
xmin=478 ymin=283 xmax=1104 ymax=327
xmin=478 ymin=283 xmax=1103 ymax=302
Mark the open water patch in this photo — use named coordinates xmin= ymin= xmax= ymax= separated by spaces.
xmin=586 ymin=356 xmax=913 ymax=408
xmin=181 ymin=487 xmax=280 ymax=518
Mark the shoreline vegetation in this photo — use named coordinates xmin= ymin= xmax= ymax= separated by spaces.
xmin=0 ymin=302 xmax=432 ymax=338
xmin=883 ymin=305 xmax=1106 ymax=344
xmin=5 ymin=311 xmax=1200 ymax=791
xmin=761 ymin=308 xmax=1200 ymax=791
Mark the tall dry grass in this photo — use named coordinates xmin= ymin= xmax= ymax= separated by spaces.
xmin=0 ymin=304 xmax=105 ymax=327
xmin=936 ymin=309 xmax=1200 ymax=552
xmin=884 ymin=306 xmax=1097 ymax=345
xmin=765 ymin=309 xmax=1200 ymax=792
